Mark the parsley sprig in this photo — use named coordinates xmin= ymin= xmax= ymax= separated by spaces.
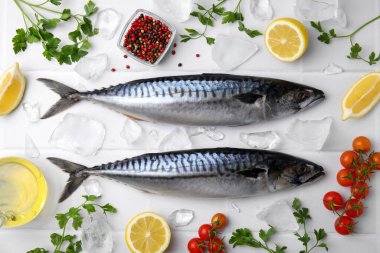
xmin=311 ymin=15 xmax=380 ymax=65
xmin=230 ymin=227 xmax=287 ymax=253
xmin=292 ymin=198 xmax=328 ymax=253
xmin=229 ymin=198 xmax=328 ymax=253
xmin=12 ymin=0 xmax=99 ymax=65
xmin=27 ymin=195 xmax=117 ymax=253
xmin=181 ymin=0 xmax=261 ymax=45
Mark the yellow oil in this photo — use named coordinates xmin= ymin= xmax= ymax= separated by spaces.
xmin=0 ymin=158 xmax=47 ymax=227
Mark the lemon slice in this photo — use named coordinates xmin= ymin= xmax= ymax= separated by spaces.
xmin=265 ymin=18 xmax=308 ymax=62
xmin=341 ymin=72 xmax=380 ymax=121
xmin=125 ymin=212 xmax=171 ymax=253
xmin=0 ymin=62 xmax=26 ymax=116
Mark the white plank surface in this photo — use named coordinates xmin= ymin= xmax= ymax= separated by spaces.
xmin=1 ymin=0 xmax=380 ymax=252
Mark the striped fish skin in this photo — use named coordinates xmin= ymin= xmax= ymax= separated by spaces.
xmin=39 ymin=74 xmax=325 ymax=126
xmin=48 ymin=148 xmax=325 ymax=202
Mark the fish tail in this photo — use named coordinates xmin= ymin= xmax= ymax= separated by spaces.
xmin=38 ymin=78 xmax=80 ymax=119
xmin=47 ymin=157 xmax=89 ymax=203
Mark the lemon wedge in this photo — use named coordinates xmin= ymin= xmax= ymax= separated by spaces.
xmin=125 ymin=212 xmax=171 ymax=253
xmin=265 ymin=18 xmax=308 ymax=62
xmin=0 ymin=62 xmax=26 ymax=116
xmin=342 ymin=72 xmax=380 ymax=121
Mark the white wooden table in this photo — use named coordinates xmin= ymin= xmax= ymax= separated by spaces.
xmin=1 ymin=0 xmax=379 ymax=252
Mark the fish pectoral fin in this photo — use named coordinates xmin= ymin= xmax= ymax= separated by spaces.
xmin=237 ymin=168 xmax=266 ymax=179
xmin=233 ymin=93 xmax=264 ymax=104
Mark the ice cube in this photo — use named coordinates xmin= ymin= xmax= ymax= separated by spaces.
xmin=323 ymin=63 xmax=343 ymax=75
xmin=257 ymin=200 xmax=299 ymax=232
xmin=335 ymin=8 xmax=347 ymax=27
xmin=294 ymin=0 xmax=347 ymax=27
xmin=83 ymin=179 xmax=102 ymax=197
xmin=50 ymin=114 xmax=106 ymax=156
xmin=152 ymin=0 xmax=193 ymax=22
xmin=286 ymin=117 xmax=332 ymax=150
xmin=82 ymin=210 xmax=113 ymax=253
xmin=212 ymin=34 xmax=259 ymax=70
xmin=187 ymin=127 xmax=225 ymax=141
xmin=168 ymin=209 xmax=194 ymax=227
xmin=149 ymin=130 xmax=160 ymax=142
xmin=230 ymin=201 xmax=241 ymax=213
xmin=22 ymin=103 xmax=40 ymax=122
xmin=159 ymin=127 xmax=192 ymax=151
xmin=74 ymin=54 xmax=108 ymax=80
xmin=240 ymin=131 xmax=280 ymax=150
xmin=95 ymin=9 xmax=122 ymax=40
xmin=25 ymin=135 xmax=40 ymax=158
xmin=120 ymin=118 xmax=143 ymax=145
xmin=250 ymin=0 xmax=273 ymax=20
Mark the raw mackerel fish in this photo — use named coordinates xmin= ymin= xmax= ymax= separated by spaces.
xmin=39 ymin=74 xmax=325 ymax=126
xmin=49 ymin=148 xmax=325 ymax=202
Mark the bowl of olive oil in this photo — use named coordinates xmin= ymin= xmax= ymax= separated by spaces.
xmin=0 ymin=157 xmax=47 ymax=228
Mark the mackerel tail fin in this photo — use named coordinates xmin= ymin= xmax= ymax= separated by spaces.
xmin=38 ymin=78 xmax=80 ymax=119
xmin=47 ymin=157 xmax=89 ymax=203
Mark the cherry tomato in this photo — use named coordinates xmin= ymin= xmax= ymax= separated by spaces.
xmin=188 ymin=238 xmax=204 ymax=253
xmin=323 ymin=191 xmax=344 ymax=211
xmin=336 ymin=168 xmax=354 ymax=187
xmin=208 ymin=238 xmax=224 ymax=253
xmin=352 ymin=136 xmax=371 ymax=153
xmin=335 ymin=216 xmax=355 ymax=235
xmin=353 ymin=163 xmax=372 ymax=181
xmin=198 ymin=224 xmax=215 ymax=241
xmin=351 ymin=181 xmax=369 ymax=199
xmin=211 ymin=213 xmax=228 ymax=229
xmin=340 ymin=151 xmax=359 ymax=168
xmin=369 ymin=152 xmax=380 ymax=170
xmin=345 ymin=198 xmax=364 ymax=218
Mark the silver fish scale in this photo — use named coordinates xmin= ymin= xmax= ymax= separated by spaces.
xmin=89 ymin=149 xmax=260 ymax=177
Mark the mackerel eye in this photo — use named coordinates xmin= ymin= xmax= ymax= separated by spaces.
xmin=297 ymin=91 xmax=310 ymax=100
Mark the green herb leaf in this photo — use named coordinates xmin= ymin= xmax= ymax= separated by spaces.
xmin=83 ymin=195 xmax=99 ymax=201
xmin=212 ymin=4 xmax=225 ymax=15
xmin=348 ymin=43 xmax=362 ymax=59
xmin=12 ymin=28 xmax=28 ymax=53
xmin=26 ymin=27 xmax=41 ymax=43
xmin=84 ymin=0 xmax=98 ymax=16
xmin=229 ymin=228 xmax=261 ymax=248
xmin=206 ymin=36 xmax=215 ymax=45
xmin=71 ymin=214 xmax=83 ymax=230
xmin=259 ymin=226 xmax=276 ymax=242
xmin=26 ymin=248 xmax=49 ymax=253
xmin=41 ymin=18 xmax=60 ymax=30
xmin=50 ymin=0 xmax=62 ymax=6
xmin=50 ymin=233 xmax=62 ymax=246
xmin=292 ymin=198 xmax=302 ymax=210
xmin=195 ymin=3 xmax=206 ymax=11
xmin=318 ymin=242 xmax=329 ymax=251
xmin=60 ymin=9 xmax=71 ymax=21
xmin=221 ymin=11 xmax=236 ymax=24
xmin=314 ymin=228 xmax=327 ymax=241
xmin=56 ymin=213 xmax=68 ymax=229
xmin=102 ymin=203 xmax=117 ymax=213
xmin=310 ymin=21 xmax=323 ymax=33
xmin=184 ymin=28 xmax=200 ymax=37
xmin=83 ymin=204 xmax=96 ymax=214
xmin=68 ymin=30 xmax=82 ymax=42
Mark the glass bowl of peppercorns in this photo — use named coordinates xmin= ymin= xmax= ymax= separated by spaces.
xmin=117 ymin=9 xmax=176 ymax=66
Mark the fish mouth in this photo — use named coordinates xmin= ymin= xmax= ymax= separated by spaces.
xmin=300 ymin=89 xmax=325 ymax=111
xmin=305 ymin=170 xmax=325 ymax=183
